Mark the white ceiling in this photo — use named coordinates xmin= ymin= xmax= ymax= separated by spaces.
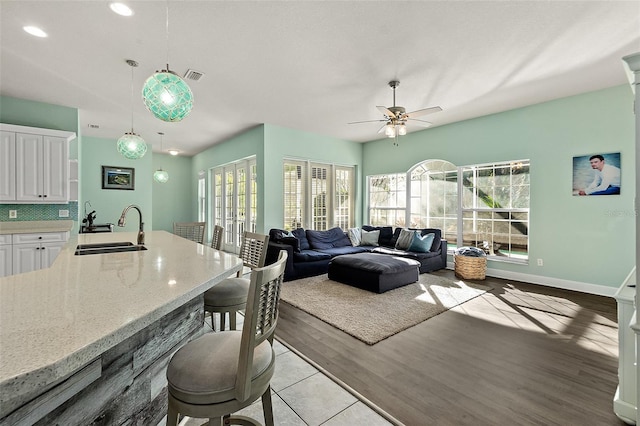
xmin=1 ymin=1 xmax=639 ymax=156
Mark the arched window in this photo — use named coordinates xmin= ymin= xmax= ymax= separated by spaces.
xmin=367 ymin=158 xmax=530 ymax=261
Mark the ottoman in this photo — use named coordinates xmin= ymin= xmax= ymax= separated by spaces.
xmin=328 ymin=253 xmax=420 ymax=293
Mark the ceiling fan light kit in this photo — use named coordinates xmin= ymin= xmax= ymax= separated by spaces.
xmin=349 ymin=79 xmax=442 ymax=145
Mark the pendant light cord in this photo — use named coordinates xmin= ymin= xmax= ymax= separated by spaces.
xmin=165 ymin=1 xmax=170 ymax=69
xmin=130 ymin=64 xmax=135 ymax=132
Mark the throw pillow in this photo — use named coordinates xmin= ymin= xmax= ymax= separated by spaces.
xmin=347 ymin=227 xmax=362 ymax=246
xmin=360 ymin=229 xmax=380 ymax=246
xmin=361 ymin=225 xmax=393 ymax=247
xmin=395 ymin=228 xmax=415 ymax=250
xmin=291 ymin=228 xmax=310 ymax=251
xmin=408 ymin=232 xmax=435 ymax=253
xmin=306 ymin=227 xmax=352 ymax=249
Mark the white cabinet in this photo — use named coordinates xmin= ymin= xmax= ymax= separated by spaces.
xmin=0 ymin=124 xmax=76 ymax=204
xmin=12 ymin=231 xmax=68 ymax=275
xmin=0 ymin=132 xmax=16 ymax=201
xmin=0 ymin=234 xmax=12 ymax=277
xmin=16 ymin=133 xmax=68 ymax=202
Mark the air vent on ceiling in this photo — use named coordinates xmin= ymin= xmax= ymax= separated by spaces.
xmin=184 ymin=69 xmax=205 ymax=81
xmin=87 ymin=124 xmax=100 ymax=129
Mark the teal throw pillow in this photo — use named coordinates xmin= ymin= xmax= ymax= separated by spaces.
xmin=408 ymin=232 xmax=435 ymax=253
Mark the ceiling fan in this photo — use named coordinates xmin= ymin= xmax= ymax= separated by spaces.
xmin=349 ymin=80 xmax=442 ymax=145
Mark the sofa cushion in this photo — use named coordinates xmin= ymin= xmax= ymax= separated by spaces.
xmin=292 ymin=228 xmax=310 ymax=251
xmin=395 ymin=228 xmax=415 ymax=250
xmin=319 ymin=246 xmax=370 ymax=257
xmin=293 ymin=250 xmax=332 ymax=262
xmin=362 ymin=226 xmax=393 ymax=247
xmin=408 ymin=232 xmax=435 ymax=253
xmin=372 ymin=246 xmax=441 ymax=260
xmin=347 ymin=227 xmax=361 ymax=246
xmin=269 ymin=229 xmax=300 ymax=252
xmin=360 ymin=229 xmax=380 ymax=246
xmin=306 ymin=227 xmax=351 ymax=249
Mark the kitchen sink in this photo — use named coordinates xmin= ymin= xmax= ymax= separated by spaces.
xmin=74 ymin=241 xmax=147 ymax=256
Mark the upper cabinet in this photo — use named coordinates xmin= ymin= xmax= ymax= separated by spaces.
xmin=0 ymin=124 xmax=76 ymax=204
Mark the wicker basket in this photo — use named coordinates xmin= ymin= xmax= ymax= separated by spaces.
xmin=454 ymin=254 xmax=487 ymax=280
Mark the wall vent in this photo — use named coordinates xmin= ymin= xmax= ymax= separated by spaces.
xmin=184 ymin=69 xmax=205 ymax=81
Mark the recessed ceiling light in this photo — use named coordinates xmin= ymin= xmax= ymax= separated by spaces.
xmin=168 ymin=150 xmax=180 ymax=156
xmin=23 ymin=26 xmax=47 ymax=38
xmin=110 ymin=2 xmax=134 ymax=17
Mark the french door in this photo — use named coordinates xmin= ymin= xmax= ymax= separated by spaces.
xmin=211 ymin=158 xmax=257 ymax=254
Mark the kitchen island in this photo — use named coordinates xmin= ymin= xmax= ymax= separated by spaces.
xmin=0 ymin=230 xmax=243 ymax=425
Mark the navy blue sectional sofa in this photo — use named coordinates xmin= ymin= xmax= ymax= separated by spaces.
xmin=265 ymin=226 xmax=447 ymax=281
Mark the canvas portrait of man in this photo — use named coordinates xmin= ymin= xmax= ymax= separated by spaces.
xmin=572 ymin=152 xmax=621 ymax=196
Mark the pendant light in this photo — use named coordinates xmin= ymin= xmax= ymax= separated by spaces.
xmin=153 ymin=132 xmax=169 ymax=183
xmin=117 ymin=59 xmax=148 ymax=159
xmin=142 ymin=2 xmax=193 ymax=122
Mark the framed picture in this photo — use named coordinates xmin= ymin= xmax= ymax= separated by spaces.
xmin=102 ymin=166 xmax=135 ymax=190
xmin=572 ymin=152 xmax=621 ymax=196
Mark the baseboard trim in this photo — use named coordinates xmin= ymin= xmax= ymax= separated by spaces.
xmin=445 ymin=262 xmax=617 ymax=298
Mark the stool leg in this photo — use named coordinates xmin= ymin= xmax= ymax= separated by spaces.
xmin=220 ymin=312 xmax=227 ymax=332
xmin=262 ymin=386 xmax=274 ymax=426
xmin=166 ymin=398 xmax=180 ymax=426
xmin=229 ymin=311 xmax=237 ymax=330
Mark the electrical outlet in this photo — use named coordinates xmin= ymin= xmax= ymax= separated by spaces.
xmin=9 ymin=210 xmax=17 ymax=219
xmin=59 ymin=209 xmax=69 ymax=218
xmin=537 ymin=258 xmax=543 ymax=266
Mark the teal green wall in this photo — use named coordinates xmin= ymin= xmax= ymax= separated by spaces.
xmin=192 ymin=125 xmax=265 ymax=234
xmin=263 ymin=124 xmax=363 ymax=230
xmin=0 ymin=96 xmax=80 ymax=228
xmin=81 ymin=136 xmax=153 ymax=233
xmin=363 ymin=85 xmax=635 ymax=289
xmin=152 ymin=153 xmax=193 ymax=232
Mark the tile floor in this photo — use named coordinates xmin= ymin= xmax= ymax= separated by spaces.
xmin=173 ymin=314 xmax=395 ymax=426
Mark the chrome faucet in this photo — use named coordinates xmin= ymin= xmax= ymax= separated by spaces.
xmin=117 ymin=204 xmax=145 ymax=245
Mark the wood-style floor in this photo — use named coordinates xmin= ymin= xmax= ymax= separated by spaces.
xmin=275 ymin=269 xmax=624 ymax=426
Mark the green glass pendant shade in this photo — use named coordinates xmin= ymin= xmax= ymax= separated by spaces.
xmin=142 ymin=69 xmax=193 ymax=122
xmin=154 ymin=169 xmax=169 ymax=183
xmin=117 ymin=132 xmax=147 ymax=159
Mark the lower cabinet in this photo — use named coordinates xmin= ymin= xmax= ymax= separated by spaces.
xmin=11 ymin=232 xmax=68 ymax=275
xmin=0 ymin=235 xmax=11 ymax=277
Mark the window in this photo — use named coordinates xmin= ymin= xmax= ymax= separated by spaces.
xmin=283 ymin=160 xmax=355 ymax=231
xmin=197 ymin=174 xmax=206 ymax=222
xmin=367 ymin=173 xmax=406 ymax=227
xmin=367 ymin=159 xmax=530 ymax=262
xmin=461 ymin=160 xmax=529 ymax=261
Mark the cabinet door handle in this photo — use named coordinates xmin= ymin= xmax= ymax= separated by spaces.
xmin=38 ymin=236 xmax=42 ymax=240
xmin=43 ymin=195 xmax=47 ymax=198
xmin=38 ymin=195 xmax=43 ymax=198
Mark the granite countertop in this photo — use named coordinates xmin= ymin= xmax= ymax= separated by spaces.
xmin=0 ymin=230 xmax=242 ymax=412
xmin=0 ymin=220 xmax=74 ymax=235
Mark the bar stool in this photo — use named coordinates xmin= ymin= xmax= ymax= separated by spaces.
xmin=211 ymin=225 xmax=224 ymax=250
xmin=204 ymin=231 xmax=269 ymax=331
xmin=166 ymin=251 xmax=288 ymax=426
xmin=173 ymin=222 xmax=206 ymax=244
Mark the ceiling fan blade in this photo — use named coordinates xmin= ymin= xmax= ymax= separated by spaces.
xmin=408 ymin=118 xmax=433 ymax=127
xmin=376 ymin=106 xmax=396 ymax=119
xmin=348 ymin=119 xmax=386 ymax=125
xmin=406 ymin=106 xmax=442 ymax=118
xmin=377 ymin=124 xmax=387 ymax=134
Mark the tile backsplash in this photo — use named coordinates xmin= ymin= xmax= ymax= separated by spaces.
xmin=0 ymin=202 xmax=78 ymax=221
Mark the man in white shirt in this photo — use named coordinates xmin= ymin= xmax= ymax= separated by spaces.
xmin=578 ymin=154 xmax=621 ymax=195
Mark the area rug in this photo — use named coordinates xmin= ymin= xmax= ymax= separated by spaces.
xmin=280 ymin=273 xmax=489 ymax=345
